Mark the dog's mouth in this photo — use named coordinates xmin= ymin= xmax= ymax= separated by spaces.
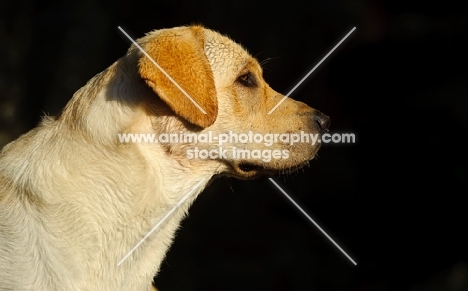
xmin=238 ymin=163 xmax=261 ymax=173
xmin=231 ymin=162 xmax=264 ymax=179
xmin=229 ymin=159 xmax=311 ymax=180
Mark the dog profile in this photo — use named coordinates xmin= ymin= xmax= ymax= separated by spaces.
xmin=0 ymin=25 xmax=329 ymax=290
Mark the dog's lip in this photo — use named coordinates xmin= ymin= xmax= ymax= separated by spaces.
xmin=229 ymin=162 xmax=263 ymax=179
xmin=231 ymin=159 xmax=311 ymax=179
xmin=237 ymin=162 xmax=262 ymax=173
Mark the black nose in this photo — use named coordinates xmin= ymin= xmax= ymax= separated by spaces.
xmin=314 ymin=111 xmax=330 ymax=132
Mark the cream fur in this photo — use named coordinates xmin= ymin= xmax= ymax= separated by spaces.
xmin=0 ymin=25 xmax=328 ymax=290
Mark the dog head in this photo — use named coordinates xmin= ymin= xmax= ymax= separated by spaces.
xmin=62 ymin=25 xmax=329 ymax=179
xmin=136 ymin=25 xmax=330 ymax=179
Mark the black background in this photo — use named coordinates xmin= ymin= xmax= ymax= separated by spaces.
xmin=1 ymin=1 xmax=467 ymax=290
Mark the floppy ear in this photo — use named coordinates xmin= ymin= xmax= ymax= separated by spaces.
xmin=138 ymin=26 xmax=217 ymax=128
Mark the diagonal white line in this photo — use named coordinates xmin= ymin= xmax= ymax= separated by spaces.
xmin=268 ymin=178 xmax=357 ymax=265
xmin=117 ymin=26 xmax=207 ymax=114
xmin=268 ymin=27 xmax=356 ymax=114
xmin=117 ymin=178 xmax=206 ymax=266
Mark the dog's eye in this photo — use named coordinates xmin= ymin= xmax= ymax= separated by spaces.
xmin=237 ymin=72 xmax=257 ymax=87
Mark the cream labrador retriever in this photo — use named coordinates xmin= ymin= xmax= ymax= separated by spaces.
xmin=0 ymin=25 xmax=329 ymax=290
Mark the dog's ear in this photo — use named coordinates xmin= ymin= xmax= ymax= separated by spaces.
xmin=138 ymin=26 xmax=217 ymax=128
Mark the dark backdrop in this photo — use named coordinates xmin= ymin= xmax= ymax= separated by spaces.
xmin=1 ymin=1 xmax=467 ymax=290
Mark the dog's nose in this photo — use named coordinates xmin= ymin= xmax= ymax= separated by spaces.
xmin=314 ymin=111 xmax=330 ymax=132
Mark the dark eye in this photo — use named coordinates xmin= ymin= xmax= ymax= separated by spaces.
xmin=237 ymin=72 xmax=257 ymax=87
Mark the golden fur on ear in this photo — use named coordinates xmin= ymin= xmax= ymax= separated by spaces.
xmin=138 ymin=25 xmax=218 ymax=128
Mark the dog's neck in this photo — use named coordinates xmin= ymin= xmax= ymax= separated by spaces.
xmin=57 ymin=52 xmax=144 ymax=143
xmin=0 ymin=50 xmax=223 ymax=285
